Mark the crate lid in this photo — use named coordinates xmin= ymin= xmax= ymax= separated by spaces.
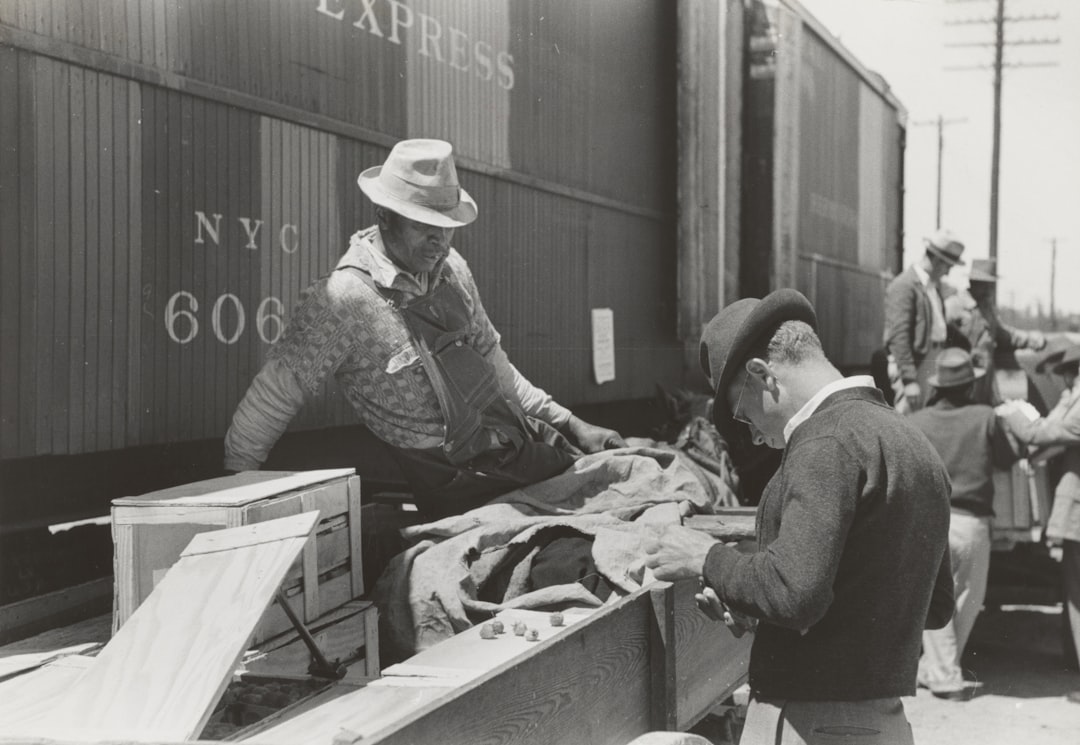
xmin=112 ymin=468 xmax=356 ymax=508
xmin=13 ymin=511 xmax=320 ymax=741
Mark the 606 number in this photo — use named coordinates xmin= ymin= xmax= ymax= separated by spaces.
xmin=165 ymin=291 xmax=285 ymax=345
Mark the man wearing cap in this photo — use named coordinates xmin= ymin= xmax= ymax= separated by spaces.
xmin=224 ymin=139 xmax=624 ymax=518
xmin=909 ymin=348 xmax=1018 ymax=701
xmin=644 ymin=289 xmax=953 ymax=743
xmin=1000 ymin=342 xmax=1080 ymax=704
xmin=943 ymin=258 xmax=1047 ymax=404
xmin=883 ymin=228 xmax=966 ymax=413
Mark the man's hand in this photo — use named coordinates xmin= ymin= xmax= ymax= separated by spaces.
xmin=696 ymin=587 xmax=757 ymax=637
xmin=1029 ymin=331 xmax=1047 ymax=351
xmin=563 ymin=415 xmax=627 ymax=454
xmin=642 ymin=524 xmax=717 ymax=581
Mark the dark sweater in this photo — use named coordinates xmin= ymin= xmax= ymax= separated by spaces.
xmin=704 ymin=387 xmax=953 ymax=701
xmin=910 ymin=398 xmax=1017 ymax=517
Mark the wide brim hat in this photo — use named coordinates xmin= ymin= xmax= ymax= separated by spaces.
xmin=699 ymin=289 xmax=817 ymax=444
xmin=924 ymin=228 xmax=965 ymax=267
xmin=927 ymin=346 xmax=986 ymax=389
xmin=357 ymin=139 xmax=478 ymax=228
xmin=1051 ymin=343 xmax=1080 ymax=374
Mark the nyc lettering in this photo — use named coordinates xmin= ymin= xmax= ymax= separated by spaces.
xmin=194 ymin=211 xmax=299 ymax=254
xmin=316 ymin=0 xmax=515 ymax=90
xmin=165 ymin=211 xmax=295 ymax=345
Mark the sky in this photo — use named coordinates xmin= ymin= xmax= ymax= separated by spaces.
xmin=798 ymin=0 xmax=1080 ymax=316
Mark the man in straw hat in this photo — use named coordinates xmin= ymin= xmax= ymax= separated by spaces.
xmin=943 ymin=257 xmax=1046 ymax=404
xmin=1000 ymin=340 xmax=1080 ymax=704
xmin=909 ymin=348 xmax=1018 ymax=701
xmin=225 ymin=139 xmax=624 ymax=519
xmin=644 ymin=289 xmax=953 ymax=743
xmin=883 ymin=228 xmax=966 ymax=413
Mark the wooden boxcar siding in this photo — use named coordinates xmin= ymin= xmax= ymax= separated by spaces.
xmin=795 ymin=28 xmax=901 ymax=275
xmin=0 ymin=0 xmax=676 ymax=212
xmin=0 ymin=52 xmax=681 ymax=459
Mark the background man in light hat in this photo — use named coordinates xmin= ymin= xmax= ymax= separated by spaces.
xmin=884 ymin=228 xmax=966 ymax=413
xmin=225 ymin=139 xmax=624 ymax=519
xmin=909 ymin=348 xmax=1018 ymax=701
xmin=943 ymin=257 xmax=1046 ymax=404
xmin=644 ymin=288 xmax=953 ymax=744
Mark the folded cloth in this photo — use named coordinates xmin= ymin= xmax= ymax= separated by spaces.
xmin=375 ymin=447 xmax=729 ymax=659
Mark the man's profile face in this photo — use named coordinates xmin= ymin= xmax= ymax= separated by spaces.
xmin=725 ymin=365 xmax=785 ymax=450
xmin=381 ymin=212 xmax=455 ymax=274
xmin=927 ymin=254 xmax=953 ymax=282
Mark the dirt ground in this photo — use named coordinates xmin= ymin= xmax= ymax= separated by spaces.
xmin=903 ymin=603 xmax=1080 ymax=744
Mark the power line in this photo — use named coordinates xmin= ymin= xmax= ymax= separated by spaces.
xmin=944 ymin=0 xmax=1061 ymax=300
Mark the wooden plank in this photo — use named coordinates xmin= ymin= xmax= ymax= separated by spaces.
xmin=96 ymin=71 xmax=115 ymax=449
xmin=124 ymin=78 xmax=141 ymax=446
xmin=17 ymin=46 xmax=37 ymax=457
xmin=0 ymin=643 xmax=101 ymax=681
xmin=667 ymin=579 xmax=752 ymax=731
xmin=67 ymin=64 xmax=86 ymax=454
xmin=0 ymin=577 xmax=112 ymax=646
xmin=0 ymin=44 xmax=20 ymax=458
xmin=0 ymin=655 xmax=95 ymax=729
xmin=15 ymin=512 xmax=319 ymax=742
xmin=112 ymin=468 xmax=355 ymax=507
xmin=347 ymin=476 xmax=364 ymax=598
xmin=683 ymin=513 xmax=757 ymax=542
xmin=362 ymin=596 xmax=656 ymax=745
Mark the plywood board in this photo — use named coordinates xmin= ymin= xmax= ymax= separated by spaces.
xmin=0 ymin=655 xmax=94 ymax=729
xmin=13 ymin=511 xmax=319 ymax=742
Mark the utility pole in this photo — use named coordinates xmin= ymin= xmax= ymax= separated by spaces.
xmin=1045 ymin=237 xmax=1065 ymax=331
xmin=944 ymin=0 xmax=1060 ymax=298
xmin=911 ymin=116 xmax=967 ymax=229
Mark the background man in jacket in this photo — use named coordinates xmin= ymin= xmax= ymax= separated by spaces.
xmin=1001 ymin=342 xmax=1080 ymax=704
xmin=645 ymin=289 xmax=953 ymax=744
xmin=944 ymin=258 xmax=1046 ymax=404
xmin=884 ymin=228 xmax=966 ymax=413
xmin=910 ymin=348 xmax=1018 ymax=700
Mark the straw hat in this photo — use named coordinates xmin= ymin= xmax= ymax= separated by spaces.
xmin=357 ymin=139 xmax=478 ymax=228
xmin=924 ymin=228 xmax=965 ymax=266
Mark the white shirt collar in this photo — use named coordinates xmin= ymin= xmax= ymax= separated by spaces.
xmin=912 ymin=262 xmax=933 ymax=288
xmin=783 ymin=375 xmax=877 ymax=443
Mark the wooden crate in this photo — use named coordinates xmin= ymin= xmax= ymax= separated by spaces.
xmin=111 ymin=469 xmax=363 ymax=645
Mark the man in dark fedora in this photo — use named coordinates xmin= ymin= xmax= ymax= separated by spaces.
xmin=224 ymin=139 xmax=624 ymax=518
xmin=644 ymin=289 xmax=953 ymax=743
xmin=943 ymin=257 xmax=1046 ymax=404
xmin=909 ymin=348 xmax=1018 ymax=701
xmin=883 ymin=228 xmax=966 ymax=413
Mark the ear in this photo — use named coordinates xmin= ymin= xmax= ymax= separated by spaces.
xmin=745 ymin=357 xmax=779 ymax=394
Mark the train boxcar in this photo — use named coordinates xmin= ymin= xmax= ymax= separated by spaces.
xmin=742 ymin=0 xmax=906 ymax=371
xmin=0 ymin=0 xmax=904 ymax=621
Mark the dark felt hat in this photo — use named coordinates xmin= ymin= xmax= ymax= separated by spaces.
xmin=699 ymin=289 xmax=817 ymax=443
xmin=928 ymin=347 xmax=985 ymax=389
xmin=968 ymin=258 xmax=998 ymax=283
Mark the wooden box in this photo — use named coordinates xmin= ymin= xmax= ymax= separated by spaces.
xmin=111 ymin=469 xmax=363 ymax=645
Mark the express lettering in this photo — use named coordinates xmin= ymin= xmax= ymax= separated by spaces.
xmin=316 ymin=0 xmax=515 ymax=90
